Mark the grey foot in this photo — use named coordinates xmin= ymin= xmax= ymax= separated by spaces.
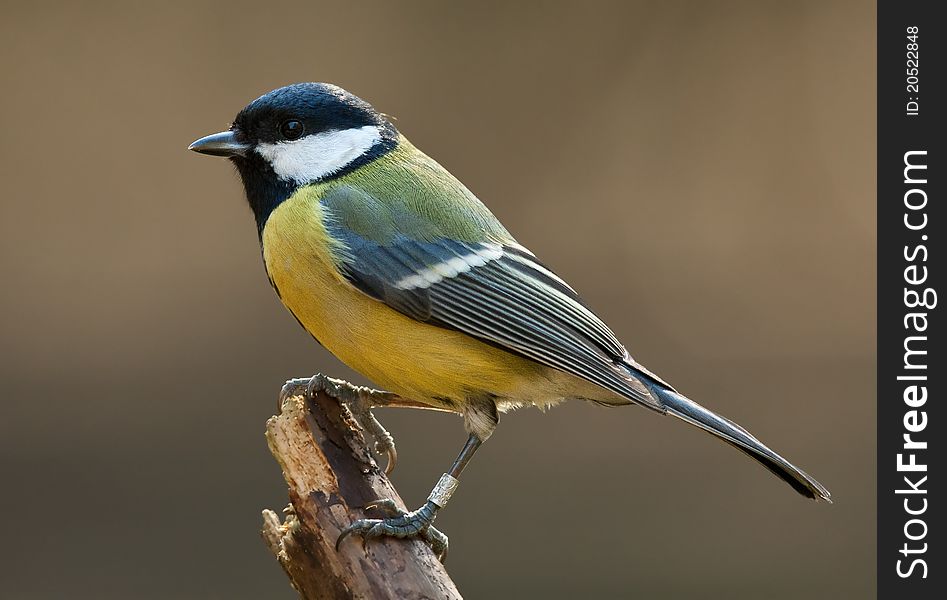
xmin=337 ymin=499 xmax=449 ymax=562
xmin=280 ymin=374 xmax=399 ymax=474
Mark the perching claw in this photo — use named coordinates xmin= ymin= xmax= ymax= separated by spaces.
xmin=376 ymin=435 xmax=398 ymax=475
xmin=281 ymin=374 xmax=401 ymax=474
xmin=336 ymin=499 xmax=448 ymax=562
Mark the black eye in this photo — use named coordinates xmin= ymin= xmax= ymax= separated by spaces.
xmin=279 ymin=120 xmax=304 ymax=140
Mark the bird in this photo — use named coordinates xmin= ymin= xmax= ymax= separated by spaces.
xmin=189 ymin=82 xmax=831 ymax=560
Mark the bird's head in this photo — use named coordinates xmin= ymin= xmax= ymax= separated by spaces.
xmin=189 ymin=82 xmax=398 ymax=231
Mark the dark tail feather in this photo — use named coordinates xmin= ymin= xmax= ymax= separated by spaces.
xmin=650 ymin=386 xmax=832 ymax=502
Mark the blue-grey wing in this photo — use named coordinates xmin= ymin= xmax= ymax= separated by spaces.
xmin=328 ymin=222 xmax=665 ymax=410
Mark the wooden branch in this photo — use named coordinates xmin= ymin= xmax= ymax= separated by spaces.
xmin=261 ymin=387 xmax=463 ymax=599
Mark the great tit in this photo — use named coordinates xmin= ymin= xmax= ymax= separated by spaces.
xmin=190 ymin=82 xmax=830 ymax=559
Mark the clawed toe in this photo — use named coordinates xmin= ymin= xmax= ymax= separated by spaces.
xmin=364 ymin=499 xmax=404 ymax=516
xmin=373 ymin=434 xmax=398 ymax=475
xmin=278 ymin=377 xmax=312 ymax=411
xmin=422 ymin=525 xmax=449 ymax=561
xmin=278 ymin=375 xmax=346 ymax=410
xmin=281 ymin=375 xmax=399 ymax=474
xmin=336 ymin=500 xmax=449 ymax=562
xmin=335 ymin=518 xmax=383 ymax=551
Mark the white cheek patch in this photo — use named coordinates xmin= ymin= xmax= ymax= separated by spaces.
xmin=394 ymin=244 xmax=504 ymax=290
xmin=255 ymin=125 xmax=382 ymax=184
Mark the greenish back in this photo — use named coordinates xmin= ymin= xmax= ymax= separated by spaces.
xmin=317 ymin=136 xmax=513 ymax=245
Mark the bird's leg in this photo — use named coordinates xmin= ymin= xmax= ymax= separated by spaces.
xmin=279 ymin=374 xmax=401 ymax=474
xmin=337 ymin=432 xmax=486 ymax=562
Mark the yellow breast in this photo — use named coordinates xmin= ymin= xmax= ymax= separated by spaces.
xmin=260 ymin=186 xmax=550 ymax=409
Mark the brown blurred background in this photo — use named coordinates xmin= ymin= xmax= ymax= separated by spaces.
xmin=0 ymin=1 xmax=874 ymax=598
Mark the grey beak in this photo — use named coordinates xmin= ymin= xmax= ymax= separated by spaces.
xmin=188 ymin=130 xmax=251 ymax=157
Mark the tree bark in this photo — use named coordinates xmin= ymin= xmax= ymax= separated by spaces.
xmin=261 ymin=385 xmax=462 ymax=599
